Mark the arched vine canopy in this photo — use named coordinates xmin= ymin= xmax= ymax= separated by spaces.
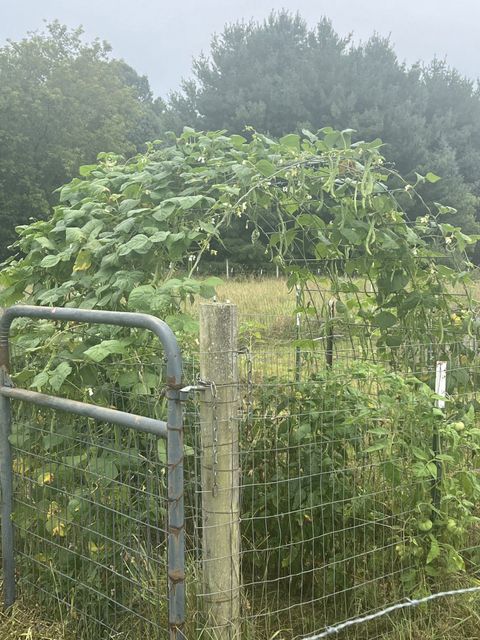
xmin=0 ymin=127 xmax=478 ymax=392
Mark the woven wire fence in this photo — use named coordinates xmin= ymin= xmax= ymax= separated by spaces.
xmin=5 ymin=296 xmax=480 ymax=639
xmin=190 ymin=301 xmax=480 ymax=639
xmin=7 ymin=334 xmax=199 ymax=640
xmin=11 ymin=406 xmax=169 ymax=638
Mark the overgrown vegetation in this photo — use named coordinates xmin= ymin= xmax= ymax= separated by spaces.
xmin=1 ymin=128 xmax=480 ymax=638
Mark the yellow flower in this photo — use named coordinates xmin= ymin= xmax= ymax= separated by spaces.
xmin=39 ymin=471 xmax=54 ymax=485
xmin=52 ymin=523 xmax=66 ymax=537
xmin=13 ymin=458 xmax=27 ymax=474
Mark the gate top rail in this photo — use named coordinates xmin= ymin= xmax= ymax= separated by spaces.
xmin=0 ymin=305 xmax=182 ymax=386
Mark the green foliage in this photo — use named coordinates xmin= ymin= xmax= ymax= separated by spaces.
xmin=164 ymin=11 xmax=480 ymax=250
xmin=0 ymin=22 xmax=161 ymax=260
xmin=2 ymin=126 xmax=479 ymax=630
xmin=1 ymin=126 xmax=476 ymax=387
xmin=242 ymin=362 xmax=480 ymax=601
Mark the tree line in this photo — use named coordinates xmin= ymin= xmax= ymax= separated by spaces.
xmin=2 ymin=12 xmax=480 ymax=263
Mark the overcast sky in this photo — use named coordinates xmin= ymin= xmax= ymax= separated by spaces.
xmin=1 ymin=1 xmax=479 ymax=98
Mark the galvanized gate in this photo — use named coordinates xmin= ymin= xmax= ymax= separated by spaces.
xmin=0 ymin=305 xmax=185 ymax=639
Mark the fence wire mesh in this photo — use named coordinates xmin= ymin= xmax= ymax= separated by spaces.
xmin=6 ymin=334 xmax=196 ymax=640
xmin=4 ymin=287 xmax=480 ymax=640
xmin=189 ymin=302 xmax=480 ymax=640
xmin=10 ymin=406 xmax=169 ymax=638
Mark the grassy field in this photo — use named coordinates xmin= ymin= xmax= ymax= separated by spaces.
xmin=214 ymin=277 xmax=296 ymax=315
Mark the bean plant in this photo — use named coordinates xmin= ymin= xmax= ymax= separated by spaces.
xmin=1 ymin=127 xmax=479 ymax=631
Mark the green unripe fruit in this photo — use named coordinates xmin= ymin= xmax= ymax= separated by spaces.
xmin=418 ymin=519 xmax=433 ymax=532
xmin=452 ymin=421 xmax=465 ymax=432
xmin=446 ymin=518 xmax=457 ymax=532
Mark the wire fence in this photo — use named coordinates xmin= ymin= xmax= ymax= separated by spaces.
xmin=190 ymin=306 xmax=480 ymax=639
xmin=10 ymin=405 xmax=170 ymax=638
xmin=6 ymin=324 xmax=195 ymax=640
xmin=4 ymin=299 xmax=480 ymax=639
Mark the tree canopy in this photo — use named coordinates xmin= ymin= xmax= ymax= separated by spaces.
xmin=163 ymin=12 xmax=480 ymax=250
xmin=0 ymin=22 xmax=162 ymax=260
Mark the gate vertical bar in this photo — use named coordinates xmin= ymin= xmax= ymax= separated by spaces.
xmin=167 ymin=384 xmax=185 ymax=640
xmin=0 ymin=308 xmax=15 ymax=607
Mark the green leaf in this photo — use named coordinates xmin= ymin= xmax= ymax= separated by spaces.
xmin=128 ymin=285 xmax=156 ymax=311
xmin=150 ymin=231 xmax=171 ymax=243
xmin=83 ymin=339 xmax=130 ymax=362
xmin=230 ymin=134 xmax=247 ymax=148
xmin=411 ymin=447 xmax=429 ymax=462
xmin=157 ymin=440 xmax=167 ymax=464
xmin=117 ymin=234 xmax=152 ymax=256
xmin=279 ymin=134 xmax=300 ymax=150
xmin=117 ymin=371 xmax=139 ymax=389
xmin=79 ymin=164 xmax=97 ymax=177
xmin=427 ymin=461 xmax=438 ymax=478
xmin=65 ymin=227 xmax=85 ymax=244
xmin=382 ymin=461 xmax=401 ymax=484
xmin=425 ymin=172 xmax=441 ymax=184
xmin=256 ymin=159 xmax=276 ymax=177
xmin=363 ymin=440 xmax=388 ymax=453
xmin=164 ymin=195 xmax=215 ymax=210
xmin=43 ymin=433 xmax=67 ymax=451
xmin=426 ymin=538 xmax=441 ymax=564
xmin=374 ymin=311 xmax=397 ymax=329
xmin=40 ymin=254 xmax=63 ymax=268
xmin=31 ymin=370 xmax=50 ymax=390
xmin=35 ymin=236 xmax=56 ymax=250
xmin=118 ymin=199 xmax=141 ymax=215
xmin=86 ymin=457 xmax=118 ymax=484
xmin=48 ymin=362 xmax=72 ymax=392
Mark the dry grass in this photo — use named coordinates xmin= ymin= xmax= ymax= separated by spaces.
xmin=384 ymin=590 xmax=480 ymax=640
xmin=0 ymin=600 xmax=72 ymax=640
xmin=4 ymin=590 xmax=480 ymax=640
xmin=213 ymin=277 xmax=296 ymax=318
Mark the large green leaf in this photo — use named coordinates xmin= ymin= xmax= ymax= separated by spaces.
xmin=128 ymin=285 xmax=156 ymax=311
xmin=83 ymin=339 xmax=131 ymax=362
xmin=117 ymin=234 xmax=152 ymax=256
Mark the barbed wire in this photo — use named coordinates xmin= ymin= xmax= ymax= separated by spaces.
xmin=301 ymin=585 xmax=480 ymax=639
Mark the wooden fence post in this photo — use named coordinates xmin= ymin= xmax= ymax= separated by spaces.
xmin=199 ymin=303 xmax=240 ymax=640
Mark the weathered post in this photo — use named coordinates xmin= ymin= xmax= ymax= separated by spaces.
xmin=295 ymin=285 xmax=302 ymax=382
xmin=199 ymin=303 xmax=240 ymax=640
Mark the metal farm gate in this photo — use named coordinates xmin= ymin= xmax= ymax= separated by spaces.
xmin=0 ymin=305 xmax=185 ymax=639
